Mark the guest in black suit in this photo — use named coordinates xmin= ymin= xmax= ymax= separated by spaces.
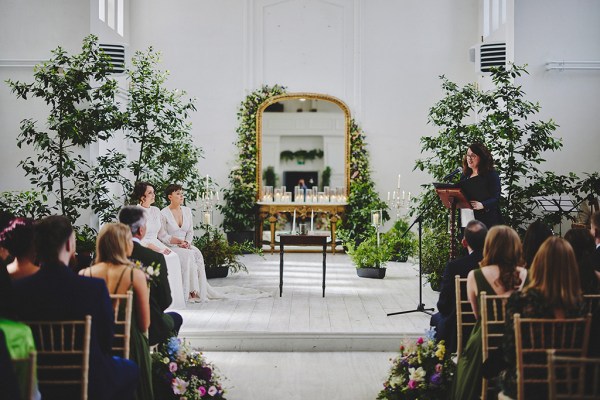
xmin=430 ymin=219 xmax=488 ymax=353
xmin=591 ymin=211 xmax=600 ymax=272
xmin=119 ymin=206 xmax=182 ymax=346
xmin=13 ymin=216 xmax=138 ymax=400
xmin=459 ymin=142 xmax=503 ymax=228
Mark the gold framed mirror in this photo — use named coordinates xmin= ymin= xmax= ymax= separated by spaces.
xmin=256 ymin=92 xmax=351 ymax=201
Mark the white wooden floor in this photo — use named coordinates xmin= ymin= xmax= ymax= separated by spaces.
xmin=175 ymin=253 xmax=438 ymax=351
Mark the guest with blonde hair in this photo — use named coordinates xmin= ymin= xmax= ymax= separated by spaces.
xmin=452 ymin=225 xmax=527 ymax=400
xmin=499 ymin=236 xmax=585 ymax=399
xmin=79 ymin=223 xmax=153 ymax=400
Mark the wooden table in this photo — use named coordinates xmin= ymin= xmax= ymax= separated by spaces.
xmin=279 ymin=233 xmax=329 ymax=297
xmin=257 ymin=202 xmax=346 ymax=254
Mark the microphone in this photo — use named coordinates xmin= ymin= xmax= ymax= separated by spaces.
xmin=443 ymin=167 xmax=462 ymax=182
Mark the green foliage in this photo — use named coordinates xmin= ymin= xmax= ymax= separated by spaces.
xmin=279 ymin=148 xmax=324 ymax=163
xmin=421 ymin=228 xmax=451 ymax=291
xmin=337 ymin=120 xmax=389 ymax=248
xmin=262 ymin=166 xmax=277 ymax=187
xmin=0 ymin=190 xmax=52 ymax=219
xmin=279 ymin=150 xmax=294 ymax=162
xmin=414 ymin=64 xmax=570 ymax=286
xmin=193 ymin=225 xmax=262 ymax=273
xmin=219 ymin=85 xmax=287 ymax=232
xmin=75 ymin=225 xmax=97 ymax=254
xmin=124 ymin=48 xmax=203 ymax=210
xmin=6 ymin=35 xmax=126 ymax=222
xmin=321 ymin=166 xmax=332 ymax=189
xmin=347 ymin=235 xmax=394 ymax=269
xmin=383 ymin=219 xmax=418 ymax=262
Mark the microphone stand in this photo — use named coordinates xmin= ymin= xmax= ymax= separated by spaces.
xmin=387 ymin=187 xmax=438 ymax=317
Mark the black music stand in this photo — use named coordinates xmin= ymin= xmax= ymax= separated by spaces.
xmin=533 ymin=196 xmax=577 ymax=236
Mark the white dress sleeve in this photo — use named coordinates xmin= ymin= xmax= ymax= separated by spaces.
xmin=157 ymin=210 xmax=172 ymax=245
xmin=183 ymin=207 xmax=195 ymax=243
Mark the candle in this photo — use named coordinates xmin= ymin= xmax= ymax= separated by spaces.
xmin=407 ymin=192 xmax=411 ymax=204
xmin=387 ymin=192 xmax=390 ymax=201
xmin=397 ymin=174 xmax=401 ymax=189
xmin=311 ymin=210 xmax=314 ymax=232
xmin=216 ymin=191 xmax=219 ymax=201
xmin=203 ymin=212 xmax=211 ymax=225
xmin=206 ymin=174 xmax=209 ymax=188
xmin=292 ymin=210 xmax=297 ymax=234
xmin=402 ymin=190 xmax=405 ymax=200
xmin=372 ymin=212 xmax=380 ymax=226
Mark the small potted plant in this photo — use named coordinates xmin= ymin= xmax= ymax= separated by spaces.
xmin=383 ymin=219 xmax=418 ymax=262
xmin=347 ymin=235 xmax=393 ymax=279
xmin=194 ymin=226 xmax=262 ymax=279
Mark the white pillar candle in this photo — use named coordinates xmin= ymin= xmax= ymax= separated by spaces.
xmin=407 ymin=192 xmax=411 ymax=204
xmin=387 ymin=191 xmax=390 ymax=201
xmin=397 ymin=174 xmax=401 ymax=189
xmin=203 ymin=212 xmax=211 ymax=225
xmin=373 ymin=212 xmax=380 ymax=226
xmin=292 ymin=209 xmax=297 ymax=234
xmin=402 ymin=190 xmax=405 ymax=200
xmin=311 ymin=210 xmax=314 ymax=232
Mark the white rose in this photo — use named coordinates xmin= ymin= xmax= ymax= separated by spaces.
xmin=147 ymin=266 xmax=154 ymax=276
xmin=389 ymin=375 xmax=403 ymax=388
xmin=408 ymin=367 xmax=426 ymax=382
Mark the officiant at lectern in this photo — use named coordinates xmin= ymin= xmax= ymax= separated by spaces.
xmin=459 ymin=143 xmax=503 ymax=228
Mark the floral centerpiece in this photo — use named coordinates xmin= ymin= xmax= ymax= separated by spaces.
xmin=377 ymin=333 xmax=456 ymax=400
xmin=152 ymin=337 xmax=227 ymax=399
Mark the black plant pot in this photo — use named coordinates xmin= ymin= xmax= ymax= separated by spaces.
xmin=356 ymin=267 xmax=386 ymax=279
xmin=206 ymin=266 xmax=229 ymax=279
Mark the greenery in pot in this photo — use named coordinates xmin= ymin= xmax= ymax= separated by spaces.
xmin=6 ymin=35 xmax=126 ymax=222
xmin=347 ymin=235 xmax=394 ymax=269
xmin=337 ymin=120 xmax=389 ymax=248
xmin=262 ymin=166 xmax=277 ymax=187
xmin=413 ymin=64 xmax=586 ymax=287
xmin=420 ymin=228 xmax=451 ymax=291
xmin=383 ymin=219 xmax=418 ymax=262
xmin=193 ymin=225 xmax=262 ymax=274
xmin=321 ymin=166 xmax=332 ymax=189
xmin=219 ymin=84 xmax=287 ymax=233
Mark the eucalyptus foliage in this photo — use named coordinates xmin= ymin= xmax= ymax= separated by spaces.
xmin=219 ymin=85 xmax=287 ymax=232
xmin=6 ymin=35 xmax=126 ymax=222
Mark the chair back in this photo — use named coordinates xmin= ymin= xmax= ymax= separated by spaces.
xmin=583 ymin=294 xmax=600 ymax=314
xmin=110 ymin=290 xmax=133 ymax=359
xmin=514 ymin=313 xmax=591 ymax=400
xmin=25 ymin=315 xmax=92 ymax=400
xmin=12 ymin=351 xmax=37 ymax=400
xmin=480 ymin=291 xmax=509 ymax=399
xmin=455 ymin=276 xmax=476 ymax=358
xmin=547 ymin=349 xmax=600 ymax=399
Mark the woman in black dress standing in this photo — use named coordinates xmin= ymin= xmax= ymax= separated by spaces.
xmin=460 ymin=142 xmax=503 ymax=228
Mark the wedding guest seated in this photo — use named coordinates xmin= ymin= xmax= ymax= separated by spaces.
xmin=79 ymin=223 xmax=153 ymax=400
xmin=13 ymin=216 xmax=139 ymax=400
xmin=0 ymin=211 xmax=15 ymax=263
xmin=565 ymin=228 xmax=598 ymax=294
xmin=431 ymin=219 xmax=488 ymax=353
xmin=499 ymin=237 xmax=585 ymax=399
xmin=118 ymin=206 xmax=183 ymax=346
xmin=522 ymin=220 xmax=553 ymax=268
xmin=0 ymin=217 xmax=39 ymax=280
xmin=452 ymin=225 xmax=527 ymax=400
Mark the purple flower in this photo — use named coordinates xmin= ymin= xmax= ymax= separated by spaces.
xmin=169 ymin=362 xmax=178 ymax=373
xmin=197 ymin=386 xmax=207 ymax=397
xmin=430 ymin=372 xmax=443 ymax=385
xmin=435 ymin=363 xmax=443 ymax=373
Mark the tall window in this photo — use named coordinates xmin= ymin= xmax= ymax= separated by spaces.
xmin=98 ymin=0 xmax=124 ymax=36
xmin=483 ymin=0 xmax=506 ymax=39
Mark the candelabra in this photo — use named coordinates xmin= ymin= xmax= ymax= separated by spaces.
xmin=198 ymin=190 xmax=219 ymax=226
xmin=387 ymin=189 xmax=411 ymax=221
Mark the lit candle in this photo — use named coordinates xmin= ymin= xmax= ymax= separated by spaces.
xmin=402 ymin=190 xmax=405 ymax=200
xmin=372 ymin=212 xmax=380 ymax=226
xmin=292 ymin=209 xmax=297 ymax=234
xmin=387 ymin=191 xmax=390 ymax=201
xmin=216 ymin=191 xmax=219 ymax=201
xmin=397 ymin=174 xmax=401 ymax=189
xmin=203 ymin=212 xmax=211 ymax=225
xmin=311 ymin=210 xmax=314 ymax=232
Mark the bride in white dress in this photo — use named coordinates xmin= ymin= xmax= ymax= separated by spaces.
xmin=161 ymin=184 xmax=270 ymax=302
xmin=133 ymin=181 xmax=200 ymax=304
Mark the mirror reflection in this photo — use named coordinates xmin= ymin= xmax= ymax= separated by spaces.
xmin=259 ymin=95 xmax=348 ymax=203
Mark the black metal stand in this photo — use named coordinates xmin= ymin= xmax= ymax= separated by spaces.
xmin=387 ymin=213 xmax=434 ymax=317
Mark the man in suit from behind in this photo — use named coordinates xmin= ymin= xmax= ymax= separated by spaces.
xmin=430 ymin=219 xmax=488 ymax=353
xmin=118 ymin=206 xmax=183 ymax=346
xmin=13 ymin=215 xmax=138 ymax=399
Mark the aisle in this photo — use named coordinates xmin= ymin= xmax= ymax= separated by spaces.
xmin=204 ymin=351 xmax=396 ymax=400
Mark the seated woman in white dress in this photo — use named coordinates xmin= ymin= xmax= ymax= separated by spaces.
xmin=161 ymin=184 xmax=270 ymax=302
xmin=132 ymin=181 xmax=195 ymax=304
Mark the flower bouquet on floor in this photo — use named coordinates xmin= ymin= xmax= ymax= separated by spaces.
xmin=152 ymin=337 xmax=227 ymax=399
xmin=377 ymin=333 xmax=456 ymax=400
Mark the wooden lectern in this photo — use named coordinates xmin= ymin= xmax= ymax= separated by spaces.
xmin=435 ymin=185 xmax=472 ymax=260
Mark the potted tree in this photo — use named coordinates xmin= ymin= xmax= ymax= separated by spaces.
xmin=383 ymin=219 xmax=418 ymax=262
xmin=347 ymin=235 xmax=393 ymax=279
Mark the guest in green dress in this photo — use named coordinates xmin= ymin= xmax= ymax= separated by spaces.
xmin=79 ymin=223 xmax=154 ymax=400
xmin=452 ymin=225 xmax=528 ymax=400
xmin=500 ymin=236 xmax=585 ymax=399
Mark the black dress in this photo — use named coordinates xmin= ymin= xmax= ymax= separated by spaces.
xmin=460 ymin=171 xmax=503 ymax=228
